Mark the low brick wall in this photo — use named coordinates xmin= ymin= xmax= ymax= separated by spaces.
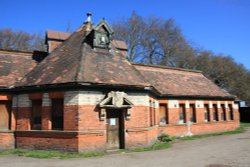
xmin=78 ymin=133 xmax=106 ymax=152
xmin=0 ymin=131 xmax=15 ymax=150
xmin=159 ymin=121 xmax=239 ymax=137
xmin=15 ymin=131 xmax=78 ymax=152
xmin=125 ymin=126 xmax=158 ymax=148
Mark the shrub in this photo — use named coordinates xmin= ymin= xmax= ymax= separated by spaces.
xmin=158 ymin=133 xmax=172 ymax=142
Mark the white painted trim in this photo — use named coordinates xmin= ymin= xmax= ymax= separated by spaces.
xmin=168 ymin=100 xmax=179 ymax=108
xmin=195 ymin=100 xmax=204 ymax=108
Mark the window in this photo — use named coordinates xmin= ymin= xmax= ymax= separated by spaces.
xmin=51 ymin=98 xmax=64 ymax=130
xmin=0 ymin=101 xmax=10 ymax=130
xmin=204 ymin=104 xmax=210 ymax=122
xmin=190 ymin=104 xmax=196 ymax=123
xmin=31 ymin=100 xmax=42 ymax=130
xmin=179 ymin=104 xmax=186 ymax=124
xmin=229 ymin=104 xmax=234 ymax=120
xmin=159 ymin=104 xmax=168 ymax=125
xmin=221 ymin=104 xmax=226 ymax=121
xmin=213 ymin=104 xmax=219 ymax=121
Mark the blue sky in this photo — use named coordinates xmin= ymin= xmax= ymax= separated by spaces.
xmin=1 ymin=0 xmax=250 ymax=69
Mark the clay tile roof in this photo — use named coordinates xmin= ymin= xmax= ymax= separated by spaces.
xmin=133 ymin=64 xmax=234 ymax=98
xmin=18 ymin=24 xmax=149 ymax=88
xmin=46 ymin=30 xmax=71 ymax=41
xmin=46 ymin=30 xmax=127 ymax=50
xmin=0 ymin=51 xmax=37 ymax=88
xmin=112 ymin=40 xmax=127 ymax=50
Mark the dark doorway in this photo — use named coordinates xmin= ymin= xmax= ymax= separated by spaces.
xmin=106 ymin=109 xmax=125 ymax=149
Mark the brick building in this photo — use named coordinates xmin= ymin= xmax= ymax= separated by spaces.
xmin=0 ymin=15 xmax=239 ymax=152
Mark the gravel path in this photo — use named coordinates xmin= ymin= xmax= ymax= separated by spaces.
xmin=1 ymin=128 xmax=250 ymax=167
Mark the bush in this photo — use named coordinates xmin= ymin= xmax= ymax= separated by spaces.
xmin=158 ymin=133 xmax=172 ymax=142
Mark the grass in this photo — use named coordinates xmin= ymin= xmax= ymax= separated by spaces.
xmin=125 ymin=141 xmax=172 ymax=153
xmin=1 ymin=122 xmax=249 ymax=159
xmin=0 ymin=149 xmax=104 ymax=159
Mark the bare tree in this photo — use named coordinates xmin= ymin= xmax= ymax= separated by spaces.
xmin=0 ymin=28 xmax=46 ymax=51
xmin=112 ymin=11 xmax=146 ymax=61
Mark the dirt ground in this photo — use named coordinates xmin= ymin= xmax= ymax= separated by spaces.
xmin=0 ymin=128 xmax=250 ymax=167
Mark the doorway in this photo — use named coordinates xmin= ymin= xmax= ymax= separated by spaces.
xmin=106 ymin=109 xmax=125 ymax=149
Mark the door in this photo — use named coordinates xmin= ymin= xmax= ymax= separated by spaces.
xmin=0 ymin=101 xmax=10 ymax=130
xmin=106 ymin=109 xmax=125 ymax=149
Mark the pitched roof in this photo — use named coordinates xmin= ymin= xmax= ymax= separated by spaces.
xmin=46 ymin=30 xmax=127 ymax=50
xmin=46 ymin=30 xmax=71 ymax=41
xmin=133 ymin=64 xmax=233 ymax=98
xmin=111 ymin=40 xmax=127 ymax=50
xmin=18 ymin=23 xmax=149 ymax=88
xmin=0 ymin=50 xmax=37 ymax=88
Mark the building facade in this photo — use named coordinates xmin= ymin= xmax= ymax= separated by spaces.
xmin=0 ymin=15 xmax=239 ymax=152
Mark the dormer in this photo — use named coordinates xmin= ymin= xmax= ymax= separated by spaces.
xmin=92 ymin=19 xmax=114 ymax=49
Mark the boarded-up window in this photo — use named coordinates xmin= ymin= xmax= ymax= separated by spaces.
xmin=190 ymin=104 xmax=196 ymax=123
xmin=31 ymin=100 xmax=42 ymax=130
xmin=221 ymin=104 xmax=226 ymax=121
xmin=229 ymin=104 xmax=234 ymax=120
xmin=159 ymin=104 xmax=168 ymax=125
xmin=179 ymin=104 xmax=186 ymax=124
xmin=204 ymin=104 xmax=210 ymax=122
xmin=213 ymin=104 xmax=219 ymax=121
xmin=0 ymin=101 xmax=10 ymax=130
xmin=52 ymin=99 xmax=64 ymax=130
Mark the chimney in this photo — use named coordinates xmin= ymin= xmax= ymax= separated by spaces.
xmin=77 ymin=13 xmax=94 ymax=32
xmin=45 ymin=30 xmax=71 ymax=53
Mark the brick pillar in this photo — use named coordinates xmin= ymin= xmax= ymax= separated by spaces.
xmin=217 ymin=101 xmax=222 ymax=121
xmin=224 ymin=102 xmax=229 ymax=121
xmin=42 ymin=93 xmax=51 ymax=130
xmin=154 ymin=101 xmax=159 ymax=126
xmin=168 ymin=100 xmax=179 ymax=124
xmin=233 ymin=102 xmax=240 ymax=122
xmin=195 ymin=101 xmax=204 ymax=123
xmin=10 ymin=107 xmax=17 ymax=130
xmin=64 ymin=105 xmax=78 ymax=131
xmin=16 ymin=94 xmax=31 ymax=130
xmin=10 ymin=96 xmax=17 ymax=130
xmin=185 ymin=108 xmax=190 ymax=123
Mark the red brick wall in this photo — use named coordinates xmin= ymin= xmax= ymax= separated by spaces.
xmin=49 ymin=41 xmax=63 ymax=52
xmin=16 ymin=131 xmax=78 ymax=152
xmin=17 ymin=107 xmax=31 ymax=130
xmin=78 ymin=105 xmax=105 ymax=131
xmin=125 ymin=106 xmax=150 ymax=128
xmin=159 ymin=121 xmax=239 ymax=137
xmin=78 ymin=133 xmax=106 ymax=152
xmin=64 ymin=105 xmax=78 ymax=131
xmin=41 ymin=106 xmax=51 ymax=130
xmin=0 ymin=132 xmax=15 ymax=150
xmin=168 ymin=108 xmax=179 ymax=124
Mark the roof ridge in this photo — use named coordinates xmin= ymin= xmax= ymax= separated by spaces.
xmin=132 ymin=63 xmax=202 ymax=73
xmin=75 ymin=42 xmax=87 ymax=82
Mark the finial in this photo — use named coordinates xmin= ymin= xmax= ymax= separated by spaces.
xmin=86 ymin=12 xmax=92 ymax=22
